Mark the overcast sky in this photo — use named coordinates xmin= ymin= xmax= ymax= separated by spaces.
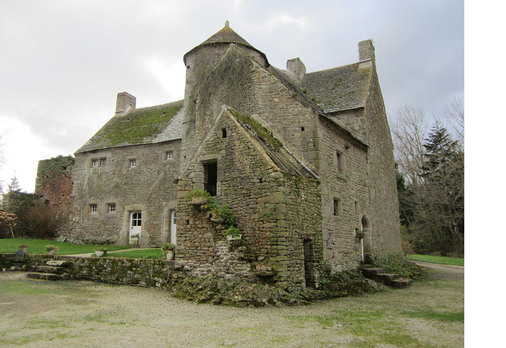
xmin=0 ymin=0 xmax=464 ymax=192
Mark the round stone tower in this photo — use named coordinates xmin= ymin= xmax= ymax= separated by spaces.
xmin=180 ymin=22 xmax=268 ymax=167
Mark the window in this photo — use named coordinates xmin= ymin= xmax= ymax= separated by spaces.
xmin=166 ymin=151 xmax=173 ymax=160
xmin=335 ymin=150 xmax=345 ymax=174
xmin=222 ymin=128 xmax=227 ymax=138
xmin=333 ymin=198 xmax=341 ymax=216
xmin=129 ymin=159 xmax=137 ymax=168
xmin=108 ymin=203 xmax=116 ymax=213
xmin=90 ymin=204 xmax=98 ymax=214
xmin=100 ymin=158 xmax=107 ymax=166
xmin=204 ymin=161 xmax=218 ymax=196
xmin=92 ymin=159 xmax=99 ymax=168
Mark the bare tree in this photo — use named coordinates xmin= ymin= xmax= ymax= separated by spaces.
xmin=392 ymin=105 xmax=429 ymax=185
xmin=445 ymin=96 xmax=464 ymax=146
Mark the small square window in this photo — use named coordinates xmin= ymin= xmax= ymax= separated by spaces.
xmin=100 ymin=158 xmax=107 ymax=166
xmin=108 ymin=203 xmax=116 ymax=213
xmin=129 ymin=159 xmax=137 ymax=168
xmin=90 ymin=204 xmax=98 ymax=213
xmin=91 ymin=159 xmax=99 ymax=168
xmin=166 ymin=151 xmax=173 ymax=160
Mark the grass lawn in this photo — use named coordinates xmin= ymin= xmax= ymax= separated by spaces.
xmin=107 ymin=248 xmax=164 ymax=260
xmin=407 ymin=254 xmax=464 ymax=266
xmin=0 ymin=238 xmax=130 ymax=255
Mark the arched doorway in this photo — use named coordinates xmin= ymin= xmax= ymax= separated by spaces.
xmin=361 ymin=215 xmax=372 ymax=263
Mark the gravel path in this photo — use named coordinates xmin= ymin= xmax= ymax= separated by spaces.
xmin=0 ymin=263 xmax=464 ymax=347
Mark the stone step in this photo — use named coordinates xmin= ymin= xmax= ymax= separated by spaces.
xmin=361 ymin=265 xmax=412 ymax=289
xmin=27 ymin=272 xmax=65 ymax=281
xmin=35 ymin=265 xmax=65 ymax=274
xmin=361 ymin=267 xmax=386 ymax=279
xmin=389 ymin=277 xmax=413 ymax=289
xmin=46 ymin=260 xmax=68 ymax=267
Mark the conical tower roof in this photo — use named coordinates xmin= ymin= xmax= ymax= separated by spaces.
xmin=184 ymin=21 xmax=267 ymax=65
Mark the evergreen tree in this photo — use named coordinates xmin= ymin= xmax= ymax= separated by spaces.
xmin=412 ymin=125 xmax=464 ymax=255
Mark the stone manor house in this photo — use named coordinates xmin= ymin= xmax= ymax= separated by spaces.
xmin=38 ymin=23 xmax=401 ymax=289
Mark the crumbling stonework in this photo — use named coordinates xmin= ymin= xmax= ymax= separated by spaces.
xmin=48 ymin=23 xmax=401 ymax=290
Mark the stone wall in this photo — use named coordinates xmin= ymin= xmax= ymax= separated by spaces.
xmin=317 ymin=117 xmax=369 ymax=272
xmin=1 ymin=253 xmax=174 ymax=288
xmin=362 ymin=66 xmax=402 ymax=254
xmin=66 ymin=140 xmax=181 ymax=247
xmin=35 ymin=156 xmax=75 ymax=229
xmin=176 ymin=108 xmax=322 ymax=289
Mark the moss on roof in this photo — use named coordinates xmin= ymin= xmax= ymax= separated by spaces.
xmin=300 ymin=62 xmax=372 ymax=113
xmin=77 ymin=101 xmax=183 ymax=153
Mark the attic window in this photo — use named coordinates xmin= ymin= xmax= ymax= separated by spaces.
xmin=166 ymin=151 xmax=174 ymax=160
xmin=129 ymin=159 xmax=137 ymax=168
xmin=91 ymin=159 xmax=99 ymax=168
xmin=222 ymin=128 xmax=227 ymax=138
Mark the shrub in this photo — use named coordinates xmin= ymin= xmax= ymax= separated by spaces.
xmin=370 ymin=252 xmax=424 ymax=279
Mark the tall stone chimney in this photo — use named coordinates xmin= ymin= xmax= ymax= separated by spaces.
xmin=115 ymin=92 xmax=136 ymax=115
xmin=358 ymin=40 xmax=375 ymax=61
xmin=286 ymin=57 xmax=306 ymax=81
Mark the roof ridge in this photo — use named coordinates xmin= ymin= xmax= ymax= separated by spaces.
xmin=304 ymin=59 xmax=372 ymax=76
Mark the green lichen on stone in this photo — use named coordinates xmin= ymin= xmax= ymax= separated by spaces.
xmin=228 ymin=108 xmax=283 ymax=151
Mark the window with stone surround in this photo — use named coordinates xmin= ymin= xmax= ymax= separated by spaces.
xmin=108 ymin=203 xmax=116 ymax=213
xmin=100 ymin=158 xmax=107 ymax=166
xmin=333 ymin=198 xmax=341 ymax=216
xmin=166 ymin=151 xmax=173 ymax=160
xmin=91 ymin=159 xmax=99 ymax=168
xmin=129 ymin=159 xmax=137 ymax=168
xmin=335 ymin=150 xmax=345 ymax=175
xmin=90 ymin=204 xmax=98 ymax=214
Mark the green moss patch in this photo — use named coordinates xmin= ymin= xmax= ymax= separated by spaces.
xmin=229 ymin=107 xmax=283 ymax=151
xmin=83 ymin=102 xmax=182 ymax=150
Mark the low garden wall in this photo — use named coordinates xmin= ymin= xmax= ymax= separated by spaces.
xmin=0 ymin=253 xmax=174 ymax=289
xmin=0 ymin=253 xmax=377 ymax=307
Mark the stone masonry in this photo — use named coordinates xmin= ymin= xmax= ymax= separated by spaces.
xmin=45 ymin=22 xmax=402 ymax=290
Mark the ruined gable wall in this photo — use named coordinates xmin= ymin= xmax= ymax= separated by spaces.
xmin=176 ymin=110 xmax=322 ymax=288
xmin=317 ymin=118 xmax=369 ymax=272
xmin=66 ymin=140 xmax=180 ymax=246
xmin=35 ymin=156 xmax=74 ymax=213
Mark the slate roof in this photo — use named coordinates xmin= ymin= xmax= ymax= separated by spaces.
xmin=76 ymin=100 xmax=183 ymax=153
xmin=300 ymin=61 xmax=373 ymax=114
xmin=184 ymin=24 xmax=268 ymax=65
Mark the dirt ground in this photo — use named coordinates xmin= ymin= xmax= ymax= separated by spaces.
xmin=0 ymin=263 xmax=463 ymax=347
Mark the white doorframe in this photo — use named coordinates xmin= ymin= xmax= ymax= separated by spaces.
xmin=170 ymin=210 xmax=177 ymax=244
xmin=129 ymin=211 xmax=142 ymax=245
